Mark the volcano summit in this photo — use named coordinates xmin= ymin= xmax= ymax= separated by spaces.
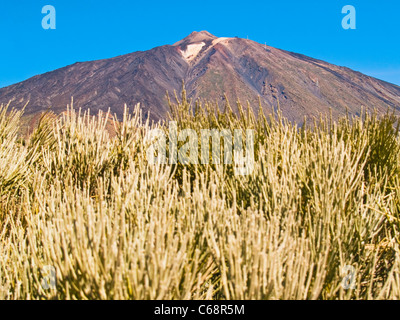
xmin=1 ymin=31 xmax=400 ymax=123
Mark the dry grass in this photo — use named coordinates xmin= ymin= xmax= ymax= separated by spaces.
xmin=1 ymin=91 xmax=400 ymax=300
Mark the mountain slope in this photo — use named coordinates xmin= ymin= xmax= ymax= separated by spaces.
xmin=1 ymin=31 xmax=400 ymax=123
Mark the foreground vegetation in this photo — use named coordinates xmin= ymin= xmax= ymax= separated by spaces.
xmin=1 ymin=91 xmax=400 ymax=300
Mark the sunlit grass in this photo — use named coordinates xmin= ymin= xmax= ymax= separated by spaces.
xmin=0 ymin=92 xmax=400 ymax=300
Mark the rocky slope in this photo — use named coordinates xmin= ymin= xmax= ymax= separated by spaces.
xmin=1 ymin=31 xmax=400 ymax=123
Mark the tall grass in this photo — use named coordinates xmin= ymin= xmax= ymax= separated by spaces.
xmin=0 ymin=93 xmax=400 ymax=300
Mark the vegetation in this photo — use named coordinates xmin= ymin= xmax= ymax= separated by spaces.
xmin=1 ymin=91 xmax=400 ymax=300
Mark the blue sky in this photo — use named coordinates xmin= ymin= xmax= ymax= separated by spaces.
xmin=0 ymin=0 xmax=399 ymax=88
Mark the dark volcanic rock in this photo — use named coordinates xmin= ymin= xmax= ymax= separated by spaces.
xmin=1 ymin=31 xmax=400 ymax=123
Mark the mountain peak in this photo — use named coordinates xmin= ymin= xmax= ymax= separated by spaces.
xmin=173 ymin=31 xmax=217 ymax=46
xmin=1 ymin=31 xmax=400 ymax=126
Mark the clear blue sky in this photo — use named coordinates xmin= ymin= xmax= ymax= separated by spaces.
xmin=1 ymin=0 xmax=399 ymax=88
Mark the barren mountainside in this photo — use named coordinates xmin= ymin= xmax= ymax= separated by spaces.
xmin=1 ymin=31 xmax=400 ymax=123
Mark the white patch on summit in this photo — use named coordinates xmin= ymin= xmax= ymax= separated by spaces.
xmin=180 ymin=42 xmax=205 ymax=62
xmin=212 ymin=37 xmax=230 ymax=45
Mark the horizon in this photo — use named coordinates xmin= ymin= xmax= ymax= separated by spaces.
xmin=1 ymin=1 xmax=400 ymax=88
xmin=3 ymin=0 xmax=400 ymax=303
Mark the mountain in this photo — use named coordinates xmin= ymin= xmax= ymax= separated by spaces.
xmin=1 ymin=31 xmax=400 ymax=124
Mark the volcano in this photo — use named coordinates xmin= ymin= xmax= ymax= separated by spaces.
xmin=1 ymin=31 xmax=400 ymax=123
